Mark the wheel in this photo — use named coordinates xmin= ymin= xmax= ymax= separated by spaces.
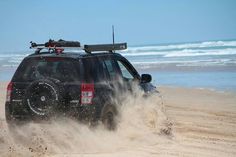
xmin=24 ymin=78 xmax=63 ymax=119
xmin=101 ymin=105 xmax=117 ymax=130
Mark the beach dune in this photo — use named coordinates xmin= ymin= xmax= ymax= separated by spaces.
xmin=0 ymin=82 xmax=236 ymax=157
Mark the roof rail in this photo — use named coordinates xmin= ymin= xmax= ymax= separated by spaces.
xmin=30 ymin=39 xmax=127 ymax=54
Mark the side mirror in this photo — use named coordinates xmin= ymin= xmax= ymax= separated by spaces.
xmin=141 ymin=74 xmax=152 ymax=83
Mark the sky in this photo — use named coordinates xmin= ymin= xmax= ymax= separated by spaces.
xmin=0 ymin=0 xmax=236 ymax=52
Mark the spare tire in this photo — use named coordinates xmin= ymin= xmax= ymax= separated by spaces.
xmin=25 ymin=79 xmax=63 ymax=119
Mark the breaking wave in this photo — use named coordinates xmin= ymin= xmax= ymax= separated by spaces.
xmin=121 ymin=48 xmax=236 ymax=57
xmin=163 ymin=48 xmax=236 ymax=57
xmin=1 ymin=40 xmax=236 ymax=71
xmin=126 ymin=40 xmax=236 ymax=52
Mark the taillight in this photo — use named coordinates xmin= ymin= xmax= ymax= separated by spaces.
xmin=6 ymin=82 xmax=13 ymax=102
xmin=81 ymin=83 xmax=94 ymax=104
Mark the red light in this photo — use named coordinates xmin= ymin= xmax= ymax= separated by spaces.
xmin=45 ymin=57 xmax=64 ymax=62
xmin=7 ymin=82 xmax=13 ymax=90
xmin=55 ymin=48 xmax=64 ymax=54
xmin=81 ymin=83 xmax=94 ymax=92
xmin=6 ymin=82 xmax=13 ymax=102
xmin=81 ymin=83 xmax=94 ymax=104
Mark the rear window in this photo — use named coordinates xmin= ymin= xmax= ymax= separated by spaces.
xmin=13 ymin=57 xmax=80 ymax=82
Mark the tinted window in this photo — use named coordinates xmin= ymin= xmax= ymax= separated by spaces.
xmin=82 ymin=57 xmax=107 ymax=83
xmin=14 ymin=57 xmax=79 ymax=82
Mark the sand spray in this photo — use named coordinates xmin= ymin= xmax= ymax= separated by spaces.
xmin=0 ymin=85 xmax=172 ymax=156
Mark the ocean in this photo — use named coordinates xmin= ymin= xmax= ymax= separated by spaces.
xmin=1 ymin=40 xmax=236 ymax=91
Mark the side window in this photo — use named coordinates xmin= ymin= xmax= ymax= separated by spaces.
xmin=55 ymin=60 xmax=79 ymax=82
xmin=117 ymin=60 xmax=134 ymax=80
xmin=103 ymin=59 xmax=118 ymax=80
xmin=83 ymin=58 xmax=107 ymax=83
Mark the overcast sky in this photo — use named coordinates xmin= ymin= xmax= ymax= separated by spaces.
xmin=0 ymin=0 xmax=236 ymax=52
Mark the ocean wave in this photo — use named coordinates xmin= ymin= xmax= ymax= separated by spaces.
xmin=122 ymin=48 xmax=236 ymax=57
xmin=1 ymin=64 xmax=19 ymax=67
xmin=131 ymin=59 xmax=236 ymax=67
xmin=127 ymin=40 xmax=236 ymax=52
xmin=120 ymin=51 xmax=167 ymax=56
xmin=0 ymin=40 xmax=236 ymax=70
xmin=0 ymin=54 xmax=28 ymax=58
xmin=163 ymin=48 xmax=236 ymax=57
xmin=8 ymin=59 xmax=23 ymax=63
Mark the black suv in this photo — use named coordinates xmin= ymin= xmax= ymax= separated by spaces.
xmin=5 ymin=40 xmax=156 ymax=129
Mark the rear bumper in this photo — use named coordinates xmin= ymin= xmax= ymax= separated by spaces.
xmin=73 ymin=104 xmax=97 ymax=121
xmin=5 ymin=101 xmax=99 ymax=121
xmin=5 ymin=101 xmax=30 ymax=121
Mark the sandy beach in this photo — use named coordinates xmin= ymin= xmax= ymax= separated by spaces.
xmin=0 ymin=82 xmax=236 ymax=157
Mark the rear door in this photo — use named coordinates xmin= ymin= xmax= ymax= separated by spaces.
xmin=11 ymin=57 xmax=80 ymax=104
xmin=81 ymin=56 xmax=111 ymax=107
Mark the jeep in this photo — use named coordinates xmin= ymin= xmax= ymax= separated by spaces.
xmin=5 ymin=39 xmax=157 ymax=130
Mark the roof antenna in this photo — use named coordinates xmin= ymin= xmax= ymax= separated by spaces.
xmin=112 ymin=25 xmax=115 ymax=52
xmin=112 ymin=25 xmax=115 ymax=44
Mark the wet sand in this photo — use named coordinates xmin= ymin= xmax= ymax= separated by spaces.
xmin=0 ymin=82 xmax=236 ymax=157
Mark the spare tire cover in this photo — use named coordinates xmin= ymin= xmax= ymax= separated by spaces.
xmin=25 ymin=79 xmax=62 ymax=116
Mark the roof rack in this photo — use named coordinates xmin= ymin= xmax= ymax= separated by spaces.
xmin=30 ymin=39 xmax=127 ymax=54
xmin=84 ymin=43 xmax=127 ymax=53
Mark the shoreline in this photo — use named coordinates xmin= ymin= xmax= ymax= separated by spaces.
xmin=158 ymin=84 xmax=236 ymax=95
xmin=1 ymin=62 xmax=236 ymax=92
xmin=1 ymin=71 xmax=236 ymax=92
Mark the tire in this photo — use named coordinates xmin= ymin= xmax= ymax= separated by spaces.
xmin=24 ymin=78 xmax=63 ymax=119
xmin=101 ymin=105 xmax=117 ymax=130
